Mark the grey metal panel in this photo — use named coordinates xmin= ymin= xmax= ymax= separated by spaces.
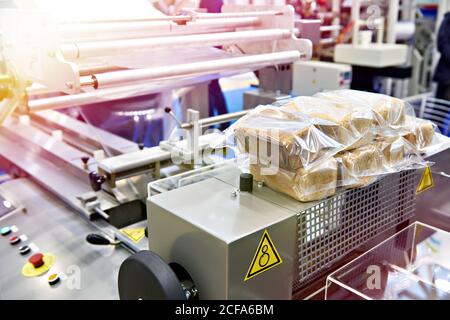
xmin=228 ymin=216 xmax=296 ymax=299
xmin=215 ymin=162 xmax=418 ymax=290
xmin=147 ymin=165 xmax=421 ymax=298
xmin=0 ymin=179 xmax=130 ymax=300
xmin=147 ymin=177 xmax=297 ymax=244
xmin=147 ymin=174 xmax=299 ymax=299
xmin=148 ymin=200 xmax=229 ymax=300
xmin=214 ymin=168 xmax=320 ymax=213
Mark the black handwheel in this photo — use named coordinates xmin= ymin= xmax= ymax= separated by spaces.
xmin=118 ymin=250 xmax=187 ymax=300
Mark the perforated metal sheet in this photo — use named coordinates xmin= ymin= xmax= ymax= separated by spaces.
xmin=293 ymin=170 xmax=417 ymax=290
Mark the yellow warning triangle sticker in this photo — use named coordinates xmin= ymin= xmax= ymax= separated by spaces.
xmin=122 ymin=228 xmax=145 ymax=243
xmin=244 ymin=230 xmax=282 ymax=281
xmin=416 ymin=166 xmax=434 ymax=195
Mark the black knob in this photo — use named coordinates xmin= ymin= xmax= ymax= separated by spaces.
xmin=138 ymin=143 xmax=145 ymax=150
xmin=89 ymin=171 xmax=105 ymax=192
xmin=86 ymin=233 xmax=111 ymax=245
xmin=239 ymin=173 xmax=253 ymax=193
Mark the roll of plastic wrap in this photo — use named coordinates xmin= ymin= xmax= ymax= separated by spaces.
xmin=395 ymin=22 xmax=415 ymax=41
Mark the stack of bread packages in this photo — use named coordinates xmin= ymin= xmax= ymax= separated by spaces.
xmin=229 ymin=89 xmax=441 ymax=202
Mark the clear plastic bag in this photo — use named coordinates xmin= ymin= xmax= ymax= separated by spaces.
xmin=336 ymin=145 xmax=384 ymax=188
xmin=280 ymin=96 xmax=374 ymax=150
xmin=336 ymin=136 xmax=429 ymax=189
xmin=315 ymin=89 xmax=417 ymax=134
xmin=250 ymin=157 xmax=338 ymax=202
xmin=225 ymin=90 xmax=443 ymax=203
xmin=232 ymin=104 xmax=347 ymax=171
xmin=402 ymin=116 xmax=439 ymax=151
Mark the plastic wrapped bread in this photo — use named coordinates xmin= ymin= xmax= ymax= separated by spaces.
xmin=337 ymin=137 xmax=427 ymax=188
xmin=315 ymin=89 xmax=411 ymax=130
xmin=336 ymin=145 xmax=384 ymax=188
xmin=250 ymin=157 xmax=338 ymax=202
xmin=281 ymin=96 xmax=373 ymax=133
xmin=224 ymin=90 xmax=440 ymax=203
xmin=234 ymin=105 xmax=346 ymax=170
xmin=233 ymin=97 xmax=375 ymax=171
xmin=280 ymin=97 xmax=373 ymax=148
xmin=376 ymin=137 xmax=405 ymax=165
xmin=403 ymin=117 xmax=436 ymax=150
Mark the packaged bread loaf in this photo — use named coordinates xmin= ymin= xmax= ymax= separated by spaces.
xmin=225 ymin=89 xmax=438 ymax=203
xmin=337 ymin=145 xmax=384 ymax=188
xmin=233 ymin=105 xmax=345 ymax=170
xmin=315 ymin=90 xmax=408 ymax=130
xmin=280 ymin=96 xmax=373 ymax=148
xmin=376 ymin=137 xmax=405 ymax=165
xmin=250 ymin=157 xmax=338 ymax=202
xmin=402 ymin=117 xmax=435 ymax=150
xmin=414 ymin=120 xmax=435 ymax=149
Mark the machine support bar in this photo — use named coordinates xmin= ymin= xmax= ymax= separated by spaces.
xmin=61 ymin=29 xmax=291 ymax=59
xmin=82 ymin=51 xmax=301 ymax=89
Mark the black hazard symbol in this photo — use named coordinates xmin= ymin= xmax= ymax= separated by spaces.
xmin=244 ymin=230 xmax=283 ymax=281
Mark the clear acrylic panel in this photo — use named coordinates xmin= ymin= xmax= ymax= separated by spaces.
xmin=326 ymin=222 xmax=450 ymax=300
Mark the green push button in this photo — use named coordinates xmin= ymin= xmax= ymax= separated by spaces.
xmin=1 ymin=226 xmax=11 ymax=236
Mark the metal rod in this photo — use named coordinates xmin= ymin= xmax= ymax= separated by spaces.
xmin=79 ymin=65 xmax=127 ymax=76
xmin=184 ymin=17 xmax=260 ymax=29
xmin=198 ymin=110 xmax=249 ymax=128
xmin=193 ymin=11 xmax=282 ymax=19
xmin=69 ymin=10 xmax=280 ymax=24
xmin=386 ymin=0 xmax=400 ymax=44
xmin=61 ymin=29 xmax=291 ymax=59
xmin=80 ymin=76 xmax=97 ymax=88
xmin=27 ymin=85 xmax=146 ymax=111
xmin=180 ymin=110 xmax=249 ymax=129
xmin=74 ymin=15 xmax=192 ymax=24
xmin=94 ymin=207 xmax=110 ymax=221
xmin=59 ymin=17 xmax=260 ymax=42
xmin=83 ymin=51 xmax=300 ymax=89
xmin=28 ymin=51 xmax=300 ymax=111
xmin=180 ymin=110 xmax=250 ymax=129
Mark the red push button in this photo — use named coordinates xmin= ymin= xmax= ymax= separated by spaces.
xmin=9 ymin=235 xmax=20 ymax=245
xmin=29 ymin=253 xmax=44 ymax=268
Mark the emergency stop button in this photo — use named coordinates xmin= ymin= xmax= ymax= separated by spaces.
xmin=29 ymin=253 xmax=44 ymax=268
